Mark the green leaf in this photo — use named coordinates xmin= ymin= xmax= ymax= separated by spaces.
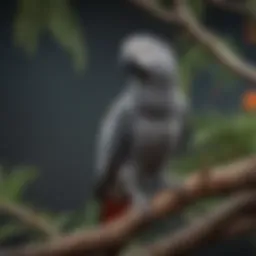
xmin=0 ymin=223 xmax=26 ymax=242
xmin=246 ymin=0 xmax=256 ymax=17
xmin=53 ymin=213 xmax=73 ymax=230
xmin=83 ymin=200 xmax=100 ymax=227
xmin=172 ymin=112 xmax=256 ymax=174
xmin=185 ymin=197 xmax=224 ymax=221
xmin=159 ymin=0 xmax=174 ymax=9
xmin=210 ymin=37 xmax=241 ymax=91
xmin=159 ymin=0 xmax=206 ymax=19
xmin=67 ymin=205 xmax=98 ymax=231
xmin=0 ymin=166 xmax=38 ymax=202
xmin=37 ymin=210 xmax=73 ymax=231
xmin=178 ymin=36 xmax=241 ymax=96
xmin=188 ymin=0 xmax=205 ymax=20
xmin=13 ymin=0 xmax=87 ymax=72
xmin=179 ymin=44 xmax=211 ymax=94
xmin=47 ymin=0 xmax=87 ymax=72
xmin=13 ymin=0 xmax=49 ymax=56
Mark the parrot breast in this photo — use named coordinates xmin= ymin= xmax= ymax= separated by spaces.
xmin=133 ymin=118 xmax=172 ymax=173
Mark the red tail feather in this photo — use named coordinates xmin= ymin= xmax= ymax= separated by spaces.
xmin=99 ymin=196 xmax=131 ymax=224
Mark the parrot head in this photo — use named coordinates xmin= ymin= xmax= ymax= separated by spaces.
xmin=119 ymin=33 xmax=177 ymax=83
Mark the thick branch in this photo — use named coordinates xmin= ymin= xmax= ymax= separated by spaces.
xmin=0 ymin=201 xmax=60 ymax=238
xmin=221 ymin=215 xmax=256 ymax=238
xmin=144 ymin=191 xmax=256 ymax=256
xmin=2 ymin=155 xmax=256 ymax=256
xmin=130 ymin=0 xmax=256 ymax=85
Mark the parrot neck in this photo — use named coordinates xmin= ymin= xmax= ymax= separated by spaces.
xmin=128 ymin=81 xmax=178 ymax=118
xmin=128 ymin=75 xmax=178 ymax=91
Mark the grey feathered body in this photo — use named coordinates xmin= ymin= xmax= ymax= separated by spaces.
xmin=95 ymin=83 xmax=187 ymax=202
xmin=94 ymin=33 xmax=187 ymax=205
xmin=132 ymin=84 xmax=183 ymax=174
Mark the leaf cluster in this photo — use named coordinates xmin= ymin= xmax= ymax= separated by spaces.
xmin=0 ymin=166 xmax=97 ymax=243
xmin=13 ymin=0 xmax=86 ymax=72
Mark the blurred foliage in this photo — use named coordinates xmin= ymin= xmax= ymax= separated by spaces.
xmin=0 ymin=165 xmax=37 ymax=202
xmin=188 ymin=0 xmax=205 ymax=20
xmin=247 ymin=0 xmax=256 ymax=17
xmin=0 ymin=166 xmax=36 ymax=242
xmin=172 ymin=112 xmax=256 ymax=219
xmin=178 ymin=36 xmax=239 ymax=95
xmin=13 ymin=0 xmax=86 ymax=72
xmin=12 ymin=0 xmax=239 ymax=92
xmin=174 ymin=112 xmax=256 ymax=173
xmin=0 ymin=166 xmax=97 ymax=243
xmin=178 ymin=21 xmax=240 ymax=94
xmin=160 ymin=0 xmax=205 ymax=19
xmin=0 ymin=222 xmax=28 ymax=243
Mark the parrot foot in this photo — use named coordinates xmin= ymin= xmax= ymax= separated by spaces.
xmin=132 ymin=194 xmax=152 ymax=217
xmin=162 ymin=179 xmax=188 ymax=203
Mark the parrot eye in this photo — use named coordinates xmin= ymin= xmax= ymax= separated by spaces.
xmin=124 ymin=61 xmax=150 ymax=81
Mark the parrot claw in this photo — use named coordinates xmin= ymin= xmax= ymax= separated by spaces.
xmin=132 ymin=194 xmax=151 ymax=216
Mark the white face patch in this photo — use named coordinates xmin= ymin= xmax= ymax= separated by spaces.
xmin=120 ymin=34 xmax=177 ymax=77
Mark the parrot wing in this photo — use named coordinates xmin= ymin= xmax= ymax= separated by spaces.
xmin=94 ymin=92 xmax=133 ymax=199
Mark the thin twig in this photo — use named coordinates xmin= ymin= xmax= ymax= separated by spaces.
xmin=0 ymin=201 xmax=60 ymax=238
xmin=130 ymin=0 xmax=182 ymax=24
xmin=130 ymin=0 xmax=256 ymax=85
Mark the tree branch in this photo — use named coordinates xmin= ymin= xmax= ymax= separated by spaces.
xmin=1 ymin=155 xmax=256 ymax=256
xmin=130 ymin=0 xmax=182 ymax=24
xmin=144 ymin=191 xmax=256 ymax=256
xmin=221 ymin=215 xmax=256 ymax=238
xmin=177 ymin=0 xmax=256 ymax=84
xmin=0 ymin=201 xmax=60 ymax=239
xmin=208 ymin=0 xmax=248 ymax=14
xmin=130 ymin=0 xmax=256 ymax=85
